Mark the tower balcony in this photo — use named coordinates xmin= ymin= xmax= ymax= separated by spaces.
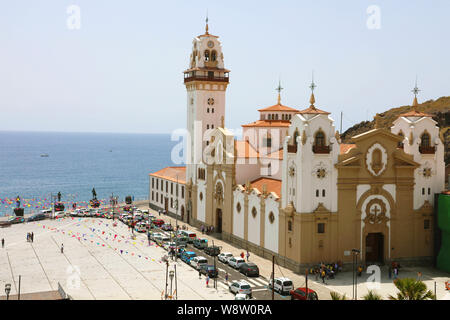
xmin=419 ymin=145 xmax=435 ymax=154
xmin=184 ymin=72 xmax=229 ymax=84
xmin=312 ymin=145 xmax=330 ymax=154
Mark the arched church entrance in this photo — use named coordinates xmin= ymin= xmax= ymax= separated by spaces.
xmin=365 ymin=233 xmax=384 ymax=265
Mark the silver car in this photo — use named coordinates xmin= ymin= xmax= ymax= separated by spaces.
xmin=229 ymin=280 xmax=252 ymax=298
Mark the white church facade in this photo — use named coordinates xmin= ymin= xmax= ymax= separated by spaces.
xmin=149 ymin=23 xmax=446 ymax=271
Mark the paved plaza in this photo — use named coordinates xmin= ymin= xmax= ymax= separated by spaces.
xmin=1 ymin=207 xmax=449 ymax=300
xmin=0 ymin=216 xmax=233 ymax=300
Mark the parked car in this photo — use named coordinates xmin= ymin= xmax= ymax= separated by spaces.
xmin=193 ymin=238 xmax=208 ymax=250
xmin=26 ymin=213 xmax=46 ymax=222
xmin=180 ymin=251 xmax=197 ymax=264
xmin=204 ymin=245 xmax=221 ymax=256
xmin=150 ymin=232 xmax=163 ymax=241
xmin=163 ymin=242 xmax=177 ymax=251
xmin=190 ymin=256 xmax=209 ymax=270
xmin=176 ymin=236 xmax=190 ymax=247
xmin=228 ymin=257 xmax=246 ymax=269
xmin=179 ymin=230 xmax=197 ymax=243
xmin=54 ymin=211 xmax=67 ymax=218
xmin=135 ymin=222 xmax=147 ymax=233
xmin=234 ymin=293 xmax=250 ymax=300
xmin=153 ymin=219 xmax=165 ymax=227
xmin=8 ymin=216 xmax=25 ymax=224
xmin=218 ymin=252 xmax=234 ymax=264
xmin=199 ymin=265 xmax=218 ymax=278
xmin=229 ymin=280 xmax=252 ymax=298
xmin=289 ymin=287 xmax=318 ymax=300
xmin=269 ymin=277 xmax=294 ymax=295
xmin=161 ymin=224 xmax=173 ymax=231
xmin=239 ymin=263 xmax=260 ymax=277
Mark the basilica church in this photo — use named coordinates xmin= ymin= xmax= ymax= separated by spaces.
xmin=149 ymin=22 xmax=446 ymax=271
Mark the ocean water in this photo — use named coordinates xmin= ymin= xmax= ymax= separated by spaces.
xmin=0 ymin=131 xmax=178 ymax=215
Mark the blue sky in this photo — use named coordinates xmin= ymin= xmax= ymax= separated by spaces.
xmin=0 ymin=0 xmax=449 ymax=133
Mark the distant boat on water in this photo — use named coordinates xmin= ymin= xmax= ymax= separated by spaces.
xmin=40 ymin=154 xmax=49 ymax=157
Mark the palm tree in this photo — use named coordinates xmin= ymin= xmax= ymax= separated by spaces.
xmin=330 ymin=291 xmax=348 ymax=300
xmin=388 ymin=278 xmax=435 ymax=300
xmin=363 ymin=290 xmax=382 ymax=300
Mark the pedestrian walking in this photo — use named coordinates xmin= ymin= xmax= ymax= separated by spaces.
xmin=225 ymin=272 xmax=229 ymax=283
xmin=321 ymin=269 xmax=326 ymax=284
xmin=357 ymin=265 xmax=363 ymax=277
xmin=61 ymin=243 xmax=64 ymax=254
xmin=240 ymin=251 xmax=244 ymax=259
xmin=199 ymin=269 xmax=202 ymax=279
xmin=31 ymin=232 xmax=34 ymax=243
xmin=1 ymin=238 xmax=4 ymax=248
xmin=206 ymin=275 xmax=210 ymax=287
xmin=246 ymin=250 xmax=250 ymax=262
xmin=417 ymin=272 xmax=422 ymax=281
xmin=393 ymin=267 xmax=398 ymax=279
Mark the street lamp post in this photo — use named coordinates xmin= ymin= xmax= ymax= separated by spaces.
xmin=174 ymin=175 xmax=179 ymax=262
xmin=169 ymin=270 xmax=175 ymax=300
xmin=352 ymin=248 xmax=360 ymax=300
xmin=5 ymin=283 xmax=11 ymax=300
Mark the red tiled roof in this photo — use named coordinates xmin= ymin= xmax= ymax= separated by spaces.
xmin=340 ymin=144 xmax=356 ymax=154
xmin=250 ymin=177 xmax=282 ymax=198
xmin=258 ymin=103 xmax=300 ymax=113
xmin=150 ymin=167 xmax=186 ymax=184
xmin=297 ymin=105 xmax=330 ymax=115
xmin=241 ymin=120 xmax=291 ymax=128
xmin=399 ymin=110 xmax=433 ymax=118
xmin=235 ymin=140 xmax=260 ymax=158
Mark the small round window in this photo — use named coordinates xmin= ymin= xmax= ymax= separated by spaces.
xmin=236 ymin=202 xmax=241 ymax=213
xmin=251 ymin=207 xmax=257 ymax=218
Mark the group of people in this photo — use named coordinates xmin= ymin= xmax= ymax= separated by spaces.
xmin=389 ymin=262 xmax=401 ymax=279
xmin=311 ymin=261 xmax=343 ymax=283
xmin=240 ymin=250 xmax=250 ymax=261
xmin=201 ymin=225 xmax=214 ymax=234
xmin=26 ymin=232 xmax=35 ymax=243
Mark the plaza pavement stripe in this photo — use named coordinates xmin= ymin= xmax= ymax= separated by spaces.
xmin=5 ymin=252 xmax=18 ymax=293
xmin=30 ymin=242 xmax=55 ymax=291
xmin=88 ymin=220 xmax=213 ymax=300
xmin=49 ymin=235 xmax=96 ymax=299
xmin=218 ymin=268 xmax=226 ymax=273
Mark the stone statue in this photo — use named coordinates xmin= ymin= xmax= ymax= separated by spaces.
xmin=92 ymin=188 xmax=97 ymax=200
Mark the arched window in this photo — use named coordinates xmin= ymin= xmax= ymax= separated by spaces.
xmin=398 ymin=131 xmax=404 ymax=148
xmin=421 ymin=132 xmax=430 ymax=147
xmin=268 ymin=163 xmax=272 ymax=176
xmin=211 ymin=50 xmax=217 ymax=61
xmin=204 ymin=50 xmax=210 ymax=61
xmin=293 ymin=130 xmax=299 ymax=147
xmin=315 ymin=131 xmax=326 ymax=147
xmin=275 ymin=114 xmax=279 ymax=120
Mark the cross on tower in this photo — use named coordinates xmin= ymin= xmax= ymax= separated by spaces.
xmin=276 ymin=80 xmax=283 ymax=104
xmin=309 ymin=71 xmax=317 ymax=93
xmin=412 ymin=76 xmax=420 ymax=97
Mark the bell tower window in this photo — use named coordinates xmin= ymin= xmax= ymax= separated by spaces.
xmin=204 ymin=50 xmax=210 ymax=61
xmin=419 ymin=131 xmax=435 ymax=154
xmin=211 ymin=50 xmax=217 ymax=61
xmin=313 ymin=130 xmax=330 ymax=154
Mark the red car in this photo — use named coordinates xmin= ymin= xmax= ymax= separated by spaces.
xmin=290 ymin=288 xmax=318 ymax=300
xmin=153 ymin=219 xmax=165 ymax=227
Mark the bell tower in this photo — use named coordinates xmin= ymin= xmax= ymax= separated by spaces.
xmin=184 ymin=18 xmax=230 ymax=184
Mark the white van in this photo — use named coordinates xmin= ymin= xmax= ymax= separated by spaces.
xmin=269 ymin=277 xmax=294 ymax=295
xmin=190 ymin=256 xmax=208 ymax=270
